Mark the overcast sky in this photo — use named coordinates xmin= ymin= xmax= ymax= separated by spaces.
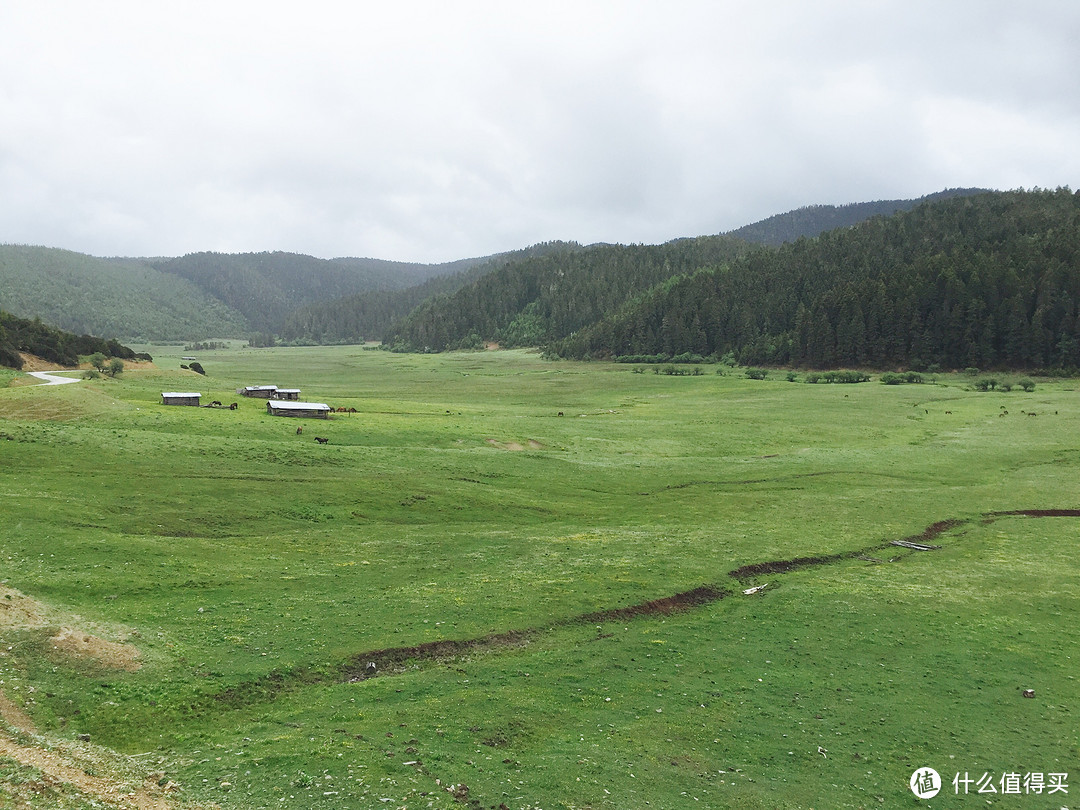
xmin=1 ymin=1 xmax=1078 ymax=264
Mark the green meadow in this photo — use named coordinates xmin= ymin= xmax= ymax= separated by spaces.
xmin=0 ymin=346 xmax=1077 ymax=809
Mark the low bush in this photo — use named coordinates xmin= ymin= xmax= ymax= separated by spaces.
xmin=806 ymin=370 xmax=871 ymax=384
xmin=880 ymin=372 xmax=924 ymax=385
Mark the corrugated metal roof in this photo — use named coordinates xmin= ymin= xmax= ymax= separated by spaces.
xmin=266 ymin=401 xmax=330 ymax=410
xmin=162 ymin=392 xmax=201 ymax=397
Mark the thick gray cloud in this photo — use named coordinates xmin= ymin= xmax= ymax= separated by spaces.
xmin=1 ymin=1 xmax=1077 ymax=262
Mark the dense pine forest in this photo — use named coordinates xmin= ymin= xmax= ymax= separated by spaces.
xmin=0 ymin=310 xmax=143 ymax=369
xmin=280 ymin=242 xmax=582 ymax=344
xmin=553 ymin=189 xmax=1080 ymax=370
xmin=379 ymin=236 xmax=751 ymax=351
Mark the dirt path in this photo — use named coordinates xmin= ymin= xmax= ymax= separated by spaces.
xmin=0 ymin=689 xmax=187 ymax=810
xmin=26 ymin=370 xmax=84 ymax=385
xmin=0 ymin=730 xmax=174 ymax=809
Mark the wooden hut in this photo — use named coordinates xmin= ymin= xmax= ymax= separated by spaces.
xmin=266 ymin=400 xmax=331 ymax=419
xmin=242 ymin=385 xmax=278 ymax=398
xmin=162 ymin=392 xmax=201 ymax=406
xmin=274 ymin=388 xmax=301 ymax=400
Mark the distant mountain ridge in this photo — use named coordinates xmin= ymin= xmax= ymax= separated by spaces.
xmin=724 ymin=188 xmax=989 ymax=245
xmin=0 ymin=188 xmax=1003 ymax=346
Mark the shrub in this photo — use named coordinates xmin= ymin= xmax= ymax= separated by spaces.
xmin=1018 ymin=378 xmax=1036 ymax=392
xmin=880 ymin=371 xmax=924 ymax=385
xmin=786 ymin=371 xmax=799 ymax=382
xmin=806 ymin=370 xmax=870 ymax=384
xmin=744 ymin=368 xmax=767 ymax=380
xmin=89 ymin=352 xmax=108 ymax=372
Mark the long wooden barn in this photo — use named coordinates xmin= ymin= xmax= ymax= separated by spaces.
xmin=266 ymin=400 xmax=331 ymax=419
xmin=162 ymin=392 xmax=201 ymax=406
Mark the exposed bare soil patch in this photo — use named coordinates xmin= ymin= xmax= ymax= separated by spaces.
xmin=0 ymin=585 xmax=141 ymax=671
xmin=47 ymin=628 xmax=141 ymax=672
xmin=16 ymin=353 xmax=78 ymax=372
xmin=486 ymin=438 xmax=525 ymax=451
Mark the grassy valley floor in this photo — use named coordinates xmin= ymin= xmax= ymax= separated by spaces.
xmin=0 ymin=348 xmax=1076 ymax=808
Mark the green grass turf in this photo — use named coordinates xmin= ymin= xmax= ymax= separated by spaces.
xmin=0 ymin=348 xmax=1076 ymax=808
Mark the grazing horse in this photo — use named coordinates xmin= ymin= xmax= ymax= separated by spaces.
xmin=228 ymin=402 xmax=238 ymax=410
xmin=314 ymin=436 xmax=329 ymax=444
xmin=210 ymin=400 xmax=222 ymax=407
xmin=296 ymin=426 xmax=303 ymax=435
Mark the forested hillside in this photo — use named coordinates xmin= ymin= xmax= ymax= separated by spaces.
xmin=0 ymin=246 xmax=248 ymax=341
xmin=0 ymin=246 xmax=486 ymax=342
xmin=554 ymin=189 xmax=1080 ymax=370
xmin=148 ymin=251 xmax=477 ymax=335
xmin=280 ymin=242 xmax=582 ymax=344
xmin=379 ymin=236 xmax=751 ymax=351
xmin=0 ymin=310 xmax=142 ymax=369
xmin=725 ymin=188 xmax=987 ymax=245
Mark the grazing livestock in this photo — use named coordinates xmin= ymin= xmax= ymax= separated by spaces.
xmin=366 ymin=661 xmax=376 ymax=677
xmin=229 ymin=402 xmax=238 ymax=410
xmin=296 ymin=426 xmax=303 ymax=435
xmin=210 ymin=400 xmax=222 ymax=407
xmin=314 ymin=436 xmax=329 ymax=444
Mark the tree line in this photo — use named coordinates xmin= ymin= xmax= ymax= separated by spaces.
xmin=0 ymin=310 xmax=146 ymax=369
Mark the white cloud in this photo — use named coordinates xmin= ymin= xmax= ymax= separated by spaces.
xmin=1 ymin=1 xmax=1078 ymax=262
